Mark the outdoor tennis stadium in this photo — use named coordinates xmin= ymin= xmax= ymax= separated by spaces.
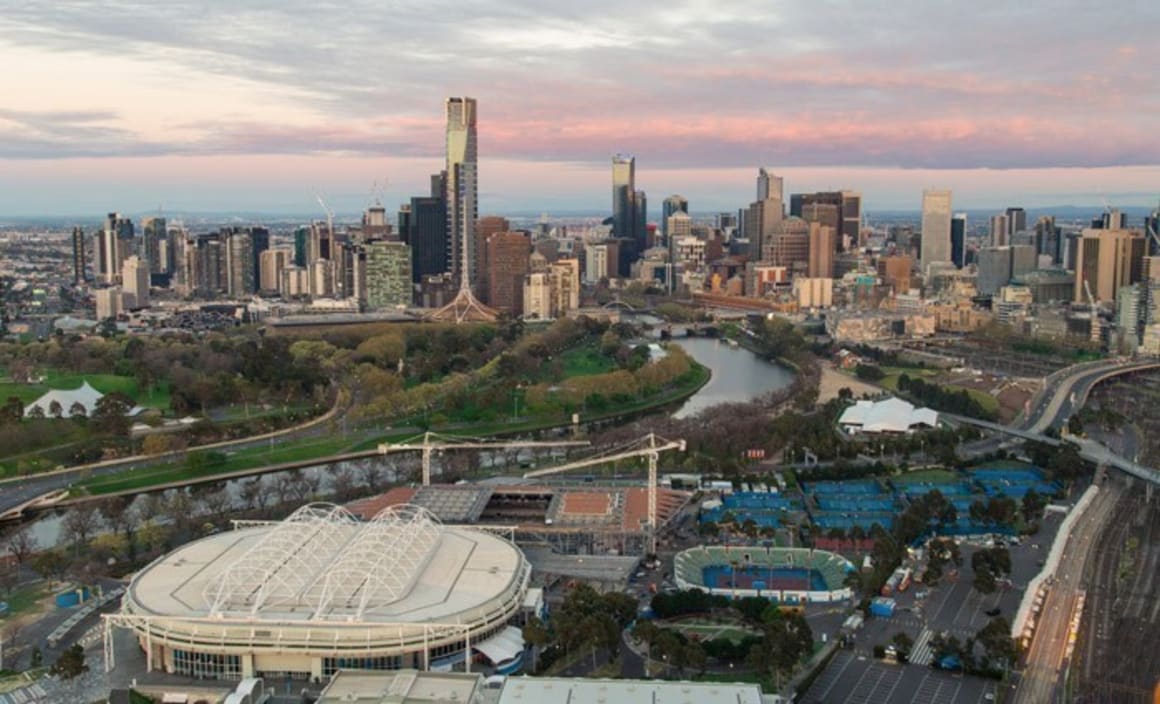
xmin=674 ymin=545 xmax=855 ymax=602
xmin=109 ymin=503 xmax=534 ymax=681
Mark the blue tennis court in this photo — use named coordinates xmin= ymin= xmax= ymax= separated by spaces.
xmin=702 ymin=565 xmax=827 ymax=592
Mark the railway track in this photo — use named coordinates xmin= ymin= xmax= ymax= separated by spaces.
xmin=1074 ymin=488 xmax=1160 ymax=703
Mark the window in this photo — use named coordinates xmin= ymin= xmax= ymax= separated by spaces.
xmin=322 ymin=655 xmax=403 ymax=677
xmin=172 ymin=650 xmax=242 ymax=681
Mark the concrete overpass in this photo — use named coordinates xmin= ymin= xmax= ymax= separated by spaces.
xmin=947 ymin=359 xmax=1160 ymax=485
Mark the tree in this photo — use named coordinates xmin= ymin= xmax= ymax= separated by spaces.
xmin=68 ymin=401 xmax=87 ymax=419
xmin=891 ymin=631 xmax=914 ymax=661
xmin=51 ymin=644 xmax=88 ymax=679
xmin=93 ymin=391 xmax=134 ymax=435
xmin=522 ymin=616 xmax=551 ymax=672
xmin=3 ymin=524 xmax=38 ymax=569
xmin=62 ymin=504 xmax=101 ymax=552
xmin=1022 ymin=489 xmax=1047 ymax=519
xmin=31 ymin=548 xmax=69 ymax=587
xmin=975 ymin=616 xmax=1017 ymax=668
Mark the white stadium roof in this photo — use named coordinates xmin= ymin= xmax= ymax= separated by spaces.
xmin=127 ymin=502 xmax=526 ymax=626
xmin=838 ymin=397 xmax=938 ymax=433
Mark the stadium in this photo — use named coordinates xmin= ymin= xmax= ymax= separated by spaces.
xmin=674 ymin=545 xmax=855 ymax=603
xmin=108 ymin=503 xmax=534 ymax=681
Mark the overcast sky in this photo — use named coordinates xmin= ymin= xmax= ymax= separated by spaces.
xmin=1 ymin=0 xmax=1158 ymax=217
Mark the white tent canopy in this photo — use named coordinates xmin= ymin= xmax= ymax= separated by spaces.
xmin=473 ymin=626 xmax=524 ymax=666
xmin=24 ymin=381 xmax=103 ymax=418
xmin=838 ymin=397 xmax=939 ymax=434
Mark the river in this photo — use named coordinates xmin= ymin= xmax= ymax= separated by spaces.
xmin=26 ymin=336 xmax=791 ymax=547
xmin=670 ymin=336 xmax=794 ymax=419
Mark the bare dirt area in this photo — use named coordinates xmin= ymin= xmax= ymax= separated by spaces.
xmin=1073 ymin=484 xmax=1160 ymax=703
xmin=817 ymin=363 xmax=881 ymax=403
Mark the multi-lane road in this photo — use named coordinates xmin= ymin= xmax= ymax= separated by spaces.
xmin=1013 ymin=482 xmax=1120 ymax=704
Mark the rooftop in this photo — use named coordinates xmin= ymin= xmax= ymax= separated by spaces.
xmin=127 ymin=503 xmax=525 ymax=625
xmin=497 ymin=677 xmax=765 ymax=704
xmin=316 ymin=670 xmax=485 ymax=704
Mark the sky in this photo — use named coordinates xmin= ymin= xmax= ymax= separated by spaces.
xmin=1 ymin=0 xmax=1158 ymax=217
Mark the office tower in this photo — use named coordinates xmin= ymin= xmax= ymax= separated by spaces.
xmin=661 ymin=195 xmax=689 ymax=239
xmin=746 ymin=169 xmax=786 ymax=261
xmin=951 ymin=214 xmax=966 ymax=268
xmin=259 ymin=248 xmax=291 ymax=293
xmin=142 ymin=217 xmax=167 ymax=275
xmin=716 ymin=212 xmax=737 ymax=231
xmin=71 ymin=226 xmax=86 ymax=284
xmin=634 ymin=190 xmax=648 ymax=253
xmin=989 ymin=214 xmax=1008 ymax=247
xmin=1147 ymin=204 xmax=1160 ymax=256
xmin=1034 ymin=216 xmax=1060 ymax=264
xmin=920 ymin=190 xmax=953 ymax=272
xmin=396 ymin=205 xmax=412 ymax=243
xmin=1098 ymin=209 xmax=1128 ymax=230
xmin=840 ymin=191 xmax=862 ymax=247
xmin=122 ymin=255 xmax=149 ymax=308
xmin=1005 ymin=207 xmax=1026 ymax=235
xmin=406 ymin=179 xmax=449 ymax=284
xmin=1074 ymin=227 xmax=1146 ymax=303
xmin=292 ymin=227 xmax=309 ymax=268
xmin=474 ymin=216 xmax=510 ymax=302
xmin=445 ymin=97 xmax=478 ymax=288
xmin=881 ymin=255 xmax=913 ymax=294
xmin=762 ymin=217 xmax=810 ymax=269
xmin=365 ymin=240 xmax=412 ymax=309
xmin=486 ymin=232 xmax=531 ymax=314
xmin=808 ymin=223 xmax=836 ymax=278
xmin=801 ymin=202 xmax=840 ymax=234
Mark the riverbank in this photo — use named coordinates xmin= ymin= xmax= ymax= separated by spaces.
xmin=60 ymin=361 xmax=712 ymax=500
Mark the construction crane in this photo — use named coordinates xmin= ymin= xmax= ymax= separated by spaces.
xmin=523 ymin=433 xmax=686 ymax=557
xmin=378 ymin=432 xmax=589 ymax=487
xmin=314 ymin=193 xmax=335 ymax=238
xmin=1083 ymin=278 xmax=1101 ymax=343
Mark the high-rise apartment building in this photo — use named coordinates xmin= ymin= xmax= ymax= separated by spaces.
xmin=1074 ymin=227 xmax=1145 ymax=303
xmin=365 ymin=240 xmax=413 ymax=309
xmin=550 ymin=258 xmax=580 ymax=314
xmin=763 ymin=217 xmax=810 ymax=270
xmin=661 ymin=195 xmax=689 ymax=239
xmin=259 ymin=248 xmax=292 ymax=293
xmin=122 ymin=255 xmax=149 ymax=308
xmin=223 ymin=226 xmax=269 ymax=297
xmin=585 ymin=244 xmax=610 ymax=283
xmin=446 ymin=97 xmax=478 ymax=288
xmin=920 ymin=190 xmax=953 ymax=272
xmin=486 ymin=232 xmax=531 ymax=314
xmin=524 ymin=272 xmax=551 ymax=319
xmin=71 ymin=226 xmax=87 ymax=285
xmin=142 ymin=217 xmax=167 ymax=275
xmin=788 ymin=191 xmax=861 ymax=249
xmin=951 ymin=214 xmax=966 ymax=268
xmin=97 ymin=212 xmax=134 ymax=284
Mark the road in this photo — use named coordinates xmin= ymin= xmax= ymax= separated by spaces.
xmin=1013 ymin=482 xmax=1120 ymax=704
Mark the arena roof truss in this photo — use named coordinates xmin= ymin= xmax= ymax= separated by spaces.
xmin=306 ymin=505 xmax=443 ymax=620
xmin=204 ymin=503 xmax=449 ymax=621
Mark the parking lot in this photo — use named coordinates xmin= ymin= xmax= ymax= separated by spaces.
xmin=797 ymin=509 xmax=1065 ymax=702
xmin=801 ymin=651 xmax=999 ymax=704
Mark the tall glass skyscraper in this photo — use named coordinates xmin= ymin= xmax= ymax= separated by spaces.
xmin=445 ymin=97 xmax=478 ymax=289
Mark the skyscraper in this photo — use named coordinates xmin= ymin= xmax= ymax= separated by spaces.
xmin=122 ymin=255 xmax=150 ymax=308
xmin=1005 ymin=207 xmax=1027 ymax=235
xmin=365 ymin=240 xmax=412 ymax=309
xmin=920 ymin=190 xmax=953 ymax=272
xmin=71 ymin=226 xmax=86 ymax=285
xmin=612 ymin=154 xmax=635 ymax=244
xmin=951 ymin=214 xmax=966 ymax=268
xmin=990 ymin=214 xmax=1009 ymax=247
xmin=474 ymin=216 xmax=510 ymax=303
xmin=807 ymin=223 xmax=835 ymax=278
xmin=486 ymin=232 xmax=531 ymax=314
xmin=1074 ymin=227 xmax=1145 ymax=303
xmin=757 ymin=168 xmax=783 ymax=202
xmin=661 ymin=195 xmax=688 ymax=239
xmin=445 ymin=97 xmax=478 ymax=289
xmin=142 ymin=217 xmax=167 ymax=275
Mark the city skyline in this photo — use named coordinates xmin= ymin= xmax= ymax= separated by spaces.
xmin=1 ymin=1 xmax=1158 ymax=215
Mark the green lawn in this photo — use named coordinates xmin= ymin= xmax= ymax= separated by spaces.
xmin=2 ymin=582 xmax=49 ymax=617
xmin=0 ymin=369 xmax=170 ymax=411
xmin=560 ymin=343 xmax=616 ymax=378
xmin=894 ymin=468 xmax=959 ymax=483
xmin=947 ymin=385 xmax=1000 ymax=414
